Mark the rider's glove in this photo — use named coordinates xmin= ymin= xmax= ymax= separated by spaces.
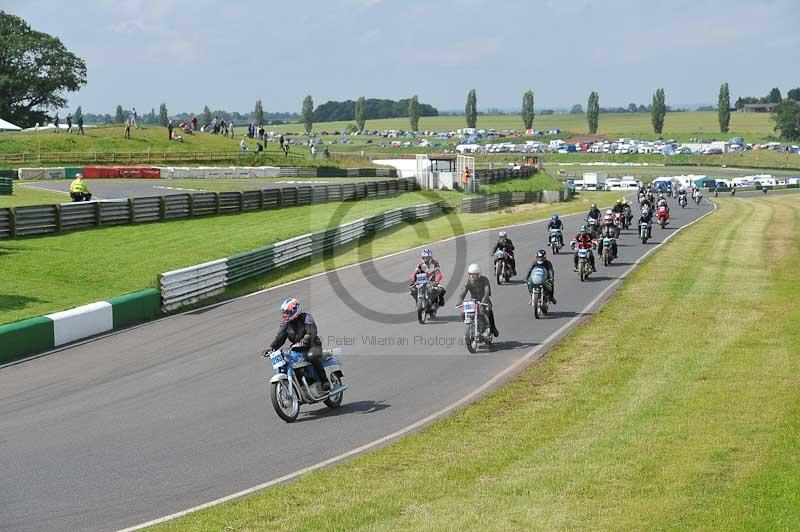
xmin=262 ymin=348 xmax=274 ymax=358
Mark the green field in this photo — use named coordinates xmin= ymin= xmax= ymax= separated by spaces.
xmin=275 ymin=111 xmax=777 ymax=142
xmin=150 ymin=193 xmax=800 ymax=532
xmin=0 ymin=185 xmax=68 ymax=207
xmin=0 ymin=186 xmax=604 ymax=325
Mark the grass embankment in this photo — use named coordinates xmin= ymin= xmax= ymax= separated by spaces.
xmin=151 ymin=194 xmax=800 ymax=531
xmin=0 ymin=190 xmax=611 ymax=324
xmin=478 ymin=171 xmax=562 ymax=195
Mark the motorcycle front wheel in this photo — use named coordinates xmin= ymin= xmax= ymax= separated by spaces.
xmin=533 ymin=290 xmax=541 ymax=319
xmin=417 ymin=298 xmax=426 ymax=324
xmin=271 ymin=380 xmax=300 ymax=422
xmin=465 ymin=323 xmax=478 ymax=353
xmin=324 ymin=373 xmax=344 ymax=409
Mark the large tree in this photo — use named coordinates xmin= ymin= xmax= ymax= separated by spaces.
xmin=651 ymin=88 xmax=666 ymax=134
xmin=115 ymin=105 xmax=124 ymax=124
xmin=254 ymin=99 xmax=263 ymax=125
xmin=408 ymin=95 xmax=419 ymax=132
xmin=788 ymin=88 xmax=800 ymax=101
xmin=771 ymin=101 xmax=800 ymax=141
xmin=0 ymin=11 xmax=87 ymax=127
xmin=718 ymin=83 xmax=731 ymax=133
xmin=465 ymin=89 xmax=477 ymax=128
xmin=355 ymin=96 xmax=366 ymax=131
xmin=587 ymin=91 xmax=600 ymax=134
xmin=767 ymin=87 xmax=783 ymax=104
xmin=521 ymin=90 xmax=535 ymax=129
xmin=158 ymin=103 xmax=168 ymax=126
xmin=202 ymin=105 xmax=212 ymax=125
xmin=301 ymin=95 xmax=314 ymax=133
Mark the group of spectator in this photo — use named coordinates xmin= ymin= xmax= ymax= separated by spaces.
xmin=53 ymin=112 xmax=85 ymax=135
xmin=204 ymin=117 xmax=235 ymax=138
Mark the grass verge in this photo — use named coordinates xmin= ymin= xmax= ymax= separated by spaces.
xmin=0 ymin=189 xmax=611 ymax=325
xmin=0 ymin=185 xmax=70 ymax=207
xmin=150 ymin=194 xmax=800 ymax=531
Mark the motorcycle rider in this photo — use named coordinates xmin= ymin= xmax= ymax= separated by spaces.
xmin=266 ymin=298 xmax=330 ymax=391
xmin=570 ymin=225 xmax=597 ymax=272
xmin=459 ymin=263 xmax=499 ymax=337
xmin=588 ymin=203 xmax=601 ymax=222
xmin=612 ymin=199 xmax=625 ymax=216
xmin=547 ymin=214 xmax=564 ymax=246
xmin=491 ymin=231 xmax=516 ymax=276
xmin=526 ymin=249 xmax=557 ymax=304
xmin=600 ymin=210 xmax=619 ymax=258
xmin=409 ymin=248 xmax=446 ymax=306
xmin=622 ymin=198 xmax=633 ymax=226
xmin=639 ymin=205 xmax=653 ymax=239
xmin=696 ymin=188 xmax=704 ymax=203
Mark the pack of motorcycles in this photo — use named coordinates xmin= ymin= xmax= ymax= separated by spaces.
xmin=267 ymin=194 xmax=681 ymax=421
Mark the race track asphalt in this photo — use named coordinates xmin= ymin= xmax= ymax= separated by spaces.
xmin=0 ymin=197 xmax=713 ymax=532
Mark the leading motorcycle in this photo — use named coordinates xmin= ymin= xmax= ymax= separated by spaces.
xmin=266 ymin=346 xmax=347 ymax=422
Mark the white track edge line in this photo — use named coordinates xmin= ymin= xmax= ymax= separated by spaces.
xmin=118 ymin=201 xmax=717 ymax=531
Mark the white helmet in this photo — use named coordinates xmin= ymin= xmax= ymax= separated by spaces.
xmin=498 ymin=231 xmax=507 ymax=238
xmin=606 ymin=209 xmax=613 ymax=215
xmin=467 ymin=263 xmax=481 ymax=275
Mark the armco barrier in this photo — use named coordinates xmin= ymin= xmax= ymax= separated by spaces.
xmin=159 ymin=258 xmax=228 ymax=312
xmin=82 ymin=166 xmax=161 ymax=179
xmin=0 ymin=177 xmax=12 ymax=195
xmin=0 ymin=289 xmax=165 ymax=365
xmin=460 ymin=189 xmax=571 ymax=213
xmin=1 ymin=177 xmax=416 ymax=240
xmin=162 ymin=201 xmax=443 ymax=312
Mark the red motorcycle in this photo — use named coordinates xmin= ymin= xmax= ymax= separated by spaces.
xmin=657 ymin=205 xmax=670 ymax=229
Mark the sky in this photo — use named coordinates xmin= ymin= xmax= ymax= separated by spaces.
xmin=3 ymin=0 xmax=800 ymax=115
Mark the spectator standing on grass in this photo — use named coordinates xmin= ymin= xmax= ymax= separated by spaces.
xmin=54 ymin=112 xmax=60 ymax=133
xmin=168 ymin=119 xmax=173 ymax=141
xmin=191 ymin=115 xmax=198 ymax=131
xmin=212 ymin=117 xmax=218 ymax=134
xmin=77 ymin=114 xmax=84 ymax=135
xmin=228 ymin=120 xmax=235 ymax=138
xmin=132 ymin=107 xmax=138 ymax=129
xmin=240 ymin=136 xmax=248 ymax=152
xmin=279 ymin=134 xmax=284 ymax=149
xmin=324 ymin=146 xmax=330 ymax=159
xmin=66 ymin=113 xmax=73 ymax=134
xmin=311 ymin=144 xmax=317 ymax=159
xmin=124 ymin=118 xmax=131 ymax=139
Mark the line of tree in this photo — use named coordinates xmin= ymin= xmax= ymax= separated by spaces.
xmin=311 ymin=98 xmax=438 ymax=123
xmin=587 ymin=91 xmax=600 ymax=134
xmin=651 ymin=88 xmax=667 ymax=134
xmin=735 ymin=87 xmax=800 ymax=110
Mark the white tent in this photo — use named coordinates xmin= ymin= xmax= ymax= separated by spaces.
xmin=22 ymin=123 xmax=70 ymax=132
xmin=0 ymin=117 xmax=22 ymax=131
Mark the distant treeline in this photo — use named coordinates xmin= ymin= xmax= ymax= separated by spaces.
xmin=313 ymin=98 xmax=438 ymax=122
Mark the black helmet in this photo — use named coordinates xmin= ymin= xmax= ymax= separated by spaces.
xmin=536 ymin=249 xmax=546 ymax=262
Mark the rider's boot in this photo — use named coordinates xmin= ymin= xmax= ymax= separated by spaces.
xmin=438 ymin=288 xmax=446 ymax=307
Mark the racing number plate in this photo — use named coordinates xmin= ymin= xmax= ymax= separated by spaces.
xmin=416 ymin=273 xmax=428 ymax=284
xmin=271 ymin=353 xmax=286 ymax=369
